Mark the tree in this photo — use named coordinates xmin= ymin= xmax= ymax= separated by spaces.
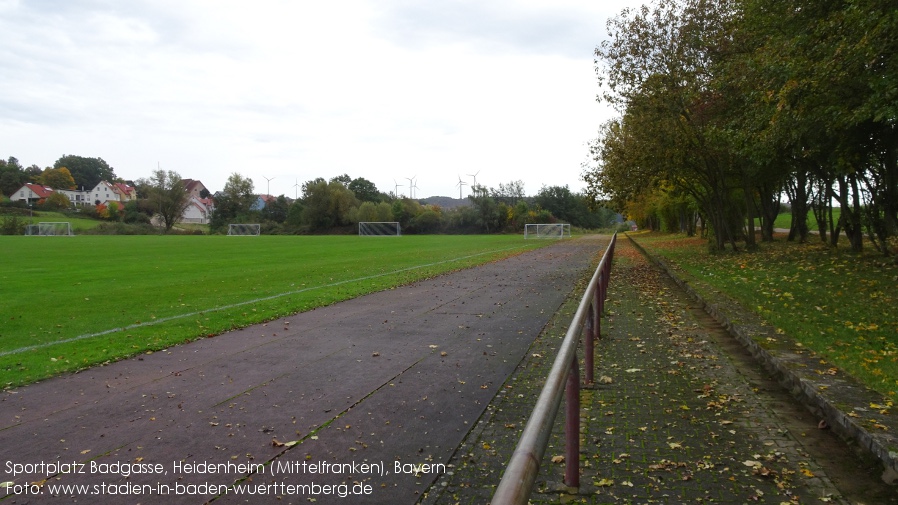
xmin=35 ymin=167 xmax=76 ymax=189
xmin=491 ymin=180 xmax=526 ymax=206
xmin=211 ymin=173 xmax=256 ymax=231
xmin=261 ymin=195 xmax=289 ymax=223
xmin=40 ymin=192 xmax=72 ymax=211
xmin=330 ymin=174 xmax=352 ymax=187
xmin=139 ymin=170 xmax=191 ymax=232
xmin=591 ymin=0 xmax=746 ymax=250
xmin=0 ymin=157 xmax=29 ymax=196
xmin=300 ymin=178 xmax=359 ymax=231
xmin=349 ymin=177 xmax=381 ymax=203
xmin=468 ymin=184 xmax=503 ymax=233
xmin=53 ymin=155 xmax=115 ymax=190
xmin=535 ymin=185 xmax=578 ymax=225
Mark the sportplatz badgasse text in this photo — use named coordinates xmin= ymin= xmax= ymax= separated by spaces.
xmin=4 ymin=459 xmax=445 ymax=497
xmin=6 ymin=459 xmax=445 ymax=478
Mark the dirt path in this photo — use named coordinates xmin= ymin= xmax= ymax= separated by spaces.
xmin=0 ymin=237 xmax=607 ymax=504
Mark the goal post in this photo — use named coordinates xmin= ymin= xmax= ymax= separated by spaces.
xmin=227 ymin=223 xmax=261 ymax=236
xmin=358 ymin=222 xmax=401 ymax=236
xmin=524 ymin=223 xmax=570 ymax=239
xmin=30 ymin=222 xmax=74 ymax=236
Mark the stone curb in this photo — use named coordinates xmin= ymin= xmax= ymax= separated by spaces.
xmin=626 ymin=233 xmax=898 ymax=485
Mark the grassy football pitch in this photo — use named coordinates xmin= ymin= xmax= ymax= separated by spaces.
xmin=1 ymin=234 xmax=549 ymax=387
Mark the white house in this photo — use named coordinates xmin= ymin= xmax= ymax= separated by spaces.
xmin=9 ymin=183 xmax=56 ymax=204
xmin=88 ymin=181 xmax=119 ymax=206
xmin=181 ymin=196 xmax=214 ymax=224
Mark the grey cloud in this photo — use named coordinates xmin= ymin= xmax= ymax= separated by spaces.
xmin=373 ymin=0 xmax=604 ymax=59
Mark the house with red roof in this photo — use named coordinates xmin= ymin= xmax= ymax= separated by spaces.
xmin=9 ymin=183 xmax=56 ymax=205
xmin=113 ymin=182 xmax=137 ymax=202
xmin=181 ymin=179 xmax=208 ymax=199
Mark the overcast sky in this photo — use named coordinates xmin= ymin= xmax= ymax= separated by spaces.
xmin=1 ymin=0 xmax=643 ymax=199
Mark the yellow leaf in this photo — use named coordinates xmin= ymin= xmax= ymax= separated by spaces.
xmin=551 ymin=455 xmax=564 ymax=464
xmin=594 ymin=478 xmax=614 ymax=487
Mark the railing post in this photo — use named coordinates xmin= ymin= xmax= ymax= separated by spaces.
xmin=565 ymin=357 xmax=580 ymax=488
xmin=584 ymin=304 xmax=595 ymax=384
xmin=595 ymin=271 xmax=603 ymax=339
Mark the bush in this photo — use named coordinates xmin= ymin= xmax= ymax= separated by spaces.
xmin=1 ymin=215 xmax=26 ymax=235
xmin=84 ymin=222 xmax=158 ymax=235
xmin=410 ymin=210 xmax=442 ymax=234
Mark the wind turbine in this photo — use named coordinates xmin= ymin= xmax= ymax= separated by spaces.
xmin=394 ymin=179 xmax=404 ymax=199
xmin=263 ymin=175 xmax=275 ymax=197
xmin=456 ymin=175 xmax=468 ymax=199
xmin=405 ymin=175 xmax=417 ymax=199
xmin=293 ymin=179 xmax=300 ymax=200
xmin=467 ymin=170 xmax=480 ymax=190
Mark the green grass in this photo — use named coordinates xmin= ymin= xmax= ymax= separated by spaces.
xmin=772 ymin=208 xmax=841 ymax=232
xmin=6 ymin=210 xmax=104 ymax=232
xmin=0 ymin=235 xmax=549 ymax=388
xmin=629 ymin=232 xmax=898 ymax=398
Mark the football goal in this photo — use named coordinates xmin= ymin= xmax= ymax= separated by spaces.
xmin=227 ymin=223 xmax=261 ymax=236
xmin=358 ymin=222 xmax=401 ymax=236
xmin=28 ymin=222 xmax=74 ymax=236
xmin=524 ymin=223 xmax=571 ymax=239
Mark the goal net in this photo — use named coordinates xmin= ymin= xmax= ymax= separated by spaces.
xmin=524 ymin=223 xmax=570 ymax=239
xmin=359 ymin=222 xmax=401 ymax=236
xmin=30 ymin=222 xmax=74 ymax=236
xmin=227 ymin=223 xmax=261 ymax=236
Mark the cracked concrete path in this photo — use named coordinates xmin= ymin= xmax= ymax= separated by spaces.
xmin=1 ymin=236 xmax=607 ymax=504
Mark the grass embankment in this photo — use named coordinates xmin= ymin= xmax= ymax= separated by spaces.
xmin=0 ymin=235 xmax=547 ymax=388
xmin=628 ymin=232 xmax=897 ymax=398
xmin=772 ymin=208 xmax=841 ymax=232
xmin=2 ymin=210 xmax=103 ymax=232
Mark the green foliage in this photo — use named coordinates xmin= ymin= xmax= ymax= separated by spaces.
xmin=589 ymin=0 xmax=898 ymax=254
xmin=468 ymin=184 xmax=503 ymax=233
xmin=138 ymin=169 xmax=191 ymax=232
xmin=53 ymin=155 xmax=115 ymax=190
xmin=0 ymin=215 xmax=25 ymax=235
xmin=261 ymin=195 xmax=289 ymax=223
xmin=35 ymin=167 xmax=76 ymax=189
xmin=348 ymin=177 xmax=381 ymax=203
xmin=410 ymin=209 xmax=442 ymax=233
xmin=211 ymin=173 xmax=256 ymax=231
xmin=301 ymin=179 xmax=359 ymax=231
xmin=0 ymin=157 xmax=29 ymax=196
xmin=40 ymin=192 xmax=72 ymax=211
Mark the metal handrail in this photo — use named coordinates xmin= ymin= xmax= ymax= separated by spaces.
xmin=491 ymin=233 xmax=617 ymax=504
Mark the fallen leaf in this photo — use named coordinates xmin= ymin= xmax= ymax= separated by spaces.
xmin=551 ymin=455 xmax=564 ymax=464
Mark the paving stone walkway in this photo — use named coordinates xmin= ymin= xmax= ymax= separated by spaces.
xmin=423 ymin=236 xmax=895 ymax=504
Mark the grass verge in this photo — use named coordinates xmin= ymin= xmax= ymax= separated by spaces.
xmin=627 ymin=231 xmax=898 ymax=398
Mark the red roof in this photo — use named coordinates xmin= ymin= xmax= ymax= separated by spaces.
xmin=114 ymin=183 xmax=136 ymax=196
xmin=182 ymin=179 xmax=205 ymax=193
xmin=24 ymin=183 xmax=56 ymax=198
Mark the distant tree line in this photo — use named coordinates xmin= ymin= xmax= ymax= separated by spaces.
xmin=2 ymin=157 xmax=618 ymax=235
xmin=585 ymin=0 xmax=897 ymax=255
xmin=210 ymin=173 xmax=619 ymax=235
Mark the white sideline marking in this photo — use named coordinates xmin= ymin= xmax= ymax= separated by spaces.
xmin=1 ymin=246 xmax=527 ymax=357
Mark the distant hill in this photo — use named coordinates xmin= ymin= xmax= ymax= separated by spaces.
xmin=419 ymin=196 xmax=471 ymax=209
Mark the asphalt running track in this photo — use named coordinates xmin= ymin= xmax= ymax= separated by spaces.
xmin=0 ymin=236 xmax=607 ymax=504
